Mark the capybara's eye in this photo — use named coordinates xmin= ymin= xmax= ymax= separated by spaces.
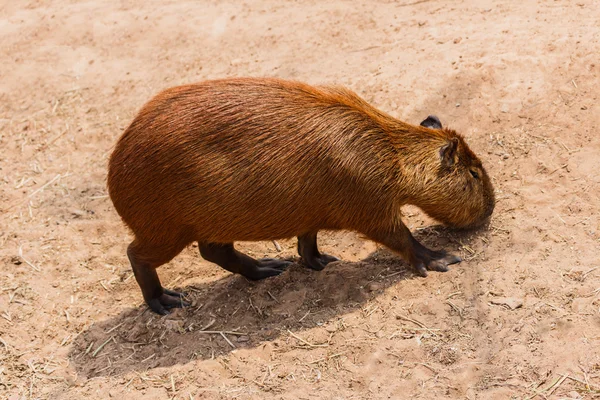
xmin=469 ymin=169 xmax=479 ymax=179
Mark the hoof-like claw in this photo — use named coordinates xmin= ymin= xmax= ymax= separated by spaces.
xmin=414 ymin=252 xmax=462 ymax=277
xmin=303 ymin=253 xmax=339 ymax=271
xmin=243 ymin=258 xmax=292 ymax=280
xmin=146 ymin=289 xmax=190 ymax=315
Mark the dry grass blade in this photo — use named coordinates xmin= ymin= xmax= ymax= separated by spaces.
xmin=298 ymin=311 xmax=310 ymax=322
xmin=84 ymin=341 xmax=94 ymax=355
xmin=18 ymin=246 xmax=41 ymax=272
xmin=287 ymin=329 xmax=328 ymax=348
xmin=140 ymin=353 xmax=156 ymax=363
xmin=446 ymin=300 xmax=463 ymax=317
xmin=0 ymin=337 xmax=12 ymax=353
xmin=267 ymin=290 xmax=280 ymax=303
xmin=105 ymin=322 xmax=124 ymax=334
xmin=195 ymin=330 xmax=247 ymax=336
xmin=45 ymin=127 xmax=68 ymax=147
xmin=199 ymin=318 xmax=216 ymax=331
xmin=219 ymin=332 xmax=235 ymax=348
xmin=396 ymin=314 xmax=427 ymax=329
xmin=525 ymin=374 xmax=569 ymax=399
xmin=92 ymin=336 xmax=114 ymax=357
xmin=28 ymin=174 xmax=62 ymax=198
xmin=308 ymin=351 xmax=348 ymax=364
xmin=563 ymin=373 xmax=600 ymax=391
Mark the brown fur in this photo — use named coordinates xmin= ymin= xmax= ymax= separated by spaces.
xmin=107 ymin=77 xmax=495 ymax=314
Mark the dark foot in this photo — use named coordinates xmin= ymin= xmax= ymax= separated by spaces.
xmin=199 ymin=242 xmax=291 ymax=281
xmin=413 ymin=250 xmax=462 ymax=277
xmin=147 ymin=289 xmax=190 ymax=315
xmin=362 ymin=224 xmax=462 ymax=279
xmin=242 ymin=258 xmax=292 ymax=280
xmin=302 ymin=253 xmax=339 ymax=271
xmin=164 ymin=288 xmax=188 ymax=297
xmin=297 ymin=231 xmax=339 ymax=271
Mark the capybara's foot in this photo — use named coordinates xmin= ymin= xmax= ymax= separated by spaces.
xmin=147 ymin=289 xmax=190 ymax=315
xmin=164 ymin=287 xmax=188 ymax=297
xmin=413 ymin=250 xmax=461 ymax=278
xmin=364 ymin=226 xmax=463 ymax=279
xmin=302 ymin=253 xmax=339 ymax=271
xmin=297 ymin=231 xmax=338 ymax=271
xmin=243 ymin=258 xmax=292 ymax=280
xmin=199 ymin=242 xmax=291 ymax=281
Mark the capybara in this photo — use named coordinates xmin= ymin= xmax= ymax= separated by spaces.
xmin=107 ymin=78 xmax=495 ymax=315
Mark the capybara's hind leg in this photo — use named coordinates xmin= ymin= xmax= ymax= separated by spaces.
xmin=366 ymin=224 xmax=461 ymax=277
xmin=127 ymin=240 xmax=191 ymax=315
xmin=199 ymin=242 xmax=291 ymax=280
xmin=297 ymin=231 xmax=339 ymax=271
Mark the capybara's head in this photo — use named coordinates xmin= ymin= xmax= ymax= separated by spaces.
xmin=410 ymin=115 xmax=495 ymax=229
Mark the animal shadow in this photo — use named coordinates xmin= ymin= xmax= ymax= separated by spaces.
xmin=68 ymin=226 xmax=485 ymax=378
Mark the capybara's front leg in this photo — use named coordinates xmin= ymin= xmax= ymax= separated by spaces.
xmin=127 ymin=240 xmax=190 ymax=315
xmin=366 ymin=223 xmax=461 ymax=277
xmin=297 ymin=231 xmax=339 ymax=271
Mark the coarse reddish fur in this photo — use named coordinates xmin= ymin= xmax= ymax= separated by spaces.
xmin=107 ymin=77 xmax=495 ymax=314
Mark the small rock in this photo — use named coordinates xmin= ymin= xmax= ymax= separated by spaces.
xmin=10 ymin=256 xmax=21 ymax=265
xmin=70 ymin=209 xmax=86 ymax=218
xmin=236 ymin=335 xmax=250 ymax=342
xmin=367 ymin=282 xmax=383 ymax=292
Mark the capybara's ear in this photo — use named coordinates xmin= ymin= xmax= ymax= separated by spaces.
xmin=439 ymin=137 xmax=459 ymax=168
xmin=420 ymin=115 xmax=443 ymax=130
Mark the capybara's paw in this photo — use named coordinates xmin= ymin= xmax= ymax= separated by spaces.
xmin=259 ymin=258 xmax=292 ymax=270
xmin=303 ymin=253 xmax=339 ymax=271
xmin=428 ymin=253 xmax=461 ymax=271
xmin=414 ymin=253 xmax=462 ymax=277
xmin=320 ymin=253 xmax=340 ymax=264
xmin=163 ymin=288 xmax=188 ymax=297
xmin=245 ymin=259 xmax=292 ymax=280
xmin=146 ymin=290 xmax=190 ymax=315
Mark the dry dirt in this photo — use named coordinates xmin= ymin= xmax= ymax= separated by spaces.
xmin=1 ymin=1 xmax=600 ymax=399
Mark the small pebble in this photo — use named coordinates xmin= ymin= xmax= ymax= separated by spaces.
xmin=367 ymin=282 xmax=383 ymax=292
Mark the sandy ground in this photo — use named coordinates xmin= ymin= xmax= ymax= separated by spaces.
xmin=1 ymin=0 xmax=600 ymax=399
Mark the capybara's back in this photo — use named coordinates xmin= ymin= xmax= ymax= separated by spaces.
xmin=109 ymin=78 xmax=398 ymax=244
xmin=108 ymin=78 xmax=494 ymax=314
